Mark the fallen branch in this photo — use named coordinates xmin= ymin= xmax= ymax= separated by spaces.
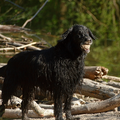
xmin=7 ymin=42 xmax=41 ymax=50
xmin=102 ymin=80 xmax=120 ymax=89
xmin=0 ymin=33 xmax=13 ymax=41
xmin=76 ymin=78 xmax=120 ymax=100
xmin=30 ymin=101 xmax=44 ymax=117
xmin=0 ymin=42 xmax=37 ymax=52
xmin=71 ymin=93 xmax=120 ymax=115
xmin=102 ymin=75 xmax=120 ymax=82
xmin=84 ymin=66 xmax=108 ymax=80
xmin=2 ymin=108 xmax=54 ymax=119
xmin=2 ymin=94 xmax=120 ymax=119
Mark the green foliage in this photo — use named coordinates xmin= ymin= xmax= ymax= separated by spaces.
xmin=0 ymin=0 xmax=120 ymax=76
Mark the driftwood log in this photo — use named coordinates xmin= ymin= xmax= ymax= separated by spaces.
xmin=84 ymin=66 xmax=108 ymax=80
xmin=102 ymin=80 xmax=120 ymax=89
xmin=2 ymin=93 xmax=120 ymax=119
xmin=76 ymin=78 xmax=120 ymax=100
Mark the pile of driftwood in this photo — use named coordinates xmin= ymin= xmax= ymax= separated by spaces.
xmin=0 ymin=26 xmax=49 ymax=55
xmin=0 ymin=31 xmax=120 ymax=119
xmin=0 ymin=64 xmax=120 ymax=119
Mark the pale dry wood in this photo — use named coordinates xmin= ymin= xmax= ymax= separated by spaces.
xmin=0 ymin=96 xmax=22 ymax=107
xmin=2 ymin=108 xmax=54 ymax=119
xmin=102 ymin=75 xmax=120 ymax=82
xmin=0 ymin=93 xmax=47 ymax=117
xmin=102 ymin=80 xmax=120 ymax=89
xmin=8 ymin=41 xmax=41 ymax=50
xmin=2 ymin=94 xmax=120 ymax=119
xmin=84 ymin=66 xmax=108 ymax=80
xmin=76 ymin=78 xmax=120 ymax=100
xmin=0 ymin=33 xmax=13 ymax=41
xmin=71 ymin=93 xmax=120 ymax=115
xmin=0 ymin=42 xmax=37 ymax=51
xmin=30 ymin=101 xmax=44 ymax=117
xmin=39 ymin=104 xmax=54 ymax=109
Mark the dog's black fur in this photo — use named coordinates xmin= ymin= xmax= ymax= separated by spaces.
xmin=0 ymin=24 xmax=95 ymax=120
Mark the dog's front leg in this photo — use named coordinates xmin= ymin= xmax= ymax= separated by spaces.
xmin=64 ymin=95 xmax=80 ymax=120
xmin=54 ymin=92 xmax=64 ymax=120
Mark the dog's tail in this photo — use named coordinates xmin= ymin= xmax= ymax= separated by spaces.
xmin=0 ymin=65 xmax=7 ymax=77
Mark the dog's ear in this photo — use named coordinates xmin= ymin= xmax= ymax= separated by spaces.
xmin=62 ymin=27 xmax=73 ymax=39
xmin=88 ymin=29 xmax=96 ymax=40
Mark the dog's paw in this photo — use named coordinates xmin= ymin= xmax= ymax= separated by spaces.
xmin=56 ymin=117 xmax=64 ymax=120
xmin=66 ymin=117 xmax=80 ymax=120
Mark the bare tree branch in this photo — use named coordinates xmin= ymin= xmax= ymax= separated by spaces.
xmin=5 ymin=0 xmax=25 ymax=10
xmin=22 ymin=0 xmax=49 ymax=28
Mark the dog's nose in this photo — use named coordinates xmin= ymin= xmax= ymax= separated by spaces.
xmin=87 ymin=38 xmax=92 ymax=43
xmin=85 ymin=38 xmax=92 ymax=45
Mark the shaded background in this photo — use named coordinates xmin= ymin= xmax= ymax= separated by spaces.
xmin=0 ymin=0 xmax=120 ymax=77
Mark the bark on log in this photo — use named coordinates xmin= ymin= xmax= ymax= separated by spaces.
xmin=76 ymin=78 xmax=120 ymax=100
xmin=84 ymin=66 xmax=108 ymax=80
xmin=102 ymin=81 xmax=120 ymax=89
xmin=71 ymin=93 xmax=120 ymax=115
xmin=2 ymin=94 xmax=120 ymax=119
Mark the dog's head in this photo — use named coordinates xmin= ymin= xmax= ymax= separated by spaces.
xmin=61 ymin=24 xmax=95 ymax=55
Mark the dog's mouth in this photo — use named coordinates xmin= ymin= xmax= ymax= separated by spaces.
xmin=81 ymin=44 xmax=91 ymax=53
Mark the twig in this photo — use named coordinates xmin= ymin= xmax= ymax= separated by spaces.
xmin=5 ymin=0 xmax=25 ymax=10
xmin=7 ymin=42 xmax=41 ymax=50
xmin=0 ymin=33 xmax=13 ymax=41
xmin=22 ymin=0 xmax=49 ymax=28
xmin=0 ymin=42 xmax=37 ymax=52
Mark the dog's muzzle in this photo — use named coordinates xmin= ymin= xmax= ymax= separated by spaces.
xmin=81 ymin=39 xmax=92 ymax=53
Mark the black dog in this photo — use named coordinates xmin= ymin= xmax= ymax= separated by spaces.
xmin=0 ymin=24 xmax=95 ymax=120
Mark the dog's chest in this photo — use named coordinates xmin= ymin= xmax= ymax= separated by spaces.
xmin=55 ymin=58 xmax=84 ymax=81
